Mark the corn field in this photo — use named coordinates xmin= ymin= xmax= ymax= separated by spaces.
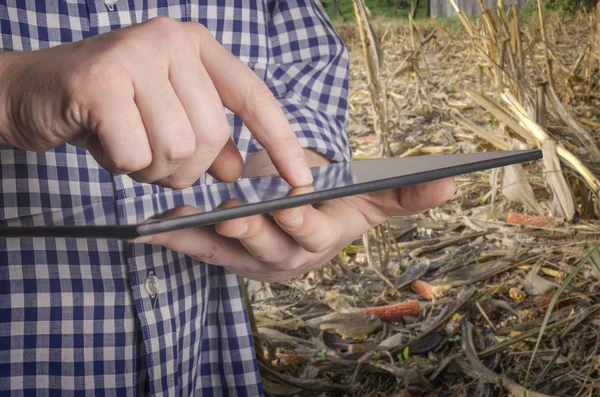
xmin=250 ymin=2 xmax=600 ymax=396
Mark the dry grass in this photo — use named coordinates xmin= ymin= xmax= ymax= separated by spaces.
xmin=252 ymin=5 xmax=600 ymax=397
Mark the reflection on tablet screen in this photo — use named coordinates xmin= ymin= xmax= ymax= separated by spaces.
xmin=0 ymin=150 xmax=542 ymax=239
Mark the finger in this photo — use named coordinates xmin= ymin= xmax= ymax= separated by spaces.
xmin=136 ymin=206 xmax=258 ymax=267
xmin=128 ymin=70 xmax=196 ymax=184
xmin=273 ymin=204 xmax=342 ymax=254
xmin=84 ymin=85 xmax=152 ymax=174
xmin=158 ymin=137 xmax=243 ymax=186
xmin=272 ymin=185 xmax=341 ymax=253
xmin=398 ymin=177 xmax=456 ymax=213
xmin=184 ymin=23 xmax=313 ymax=187
xmin=161 ymin=55 xmax=242 ymax=186
xmin=205 ymin=137 xmax=244 ymax=182
xmin=364 ymin=177 xmax=457 ymax=217
xmin=214 ymin=199 xmax=302 ymax=264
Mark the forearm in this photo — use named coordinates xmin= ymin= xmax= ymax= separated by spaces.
xmin=243 ymin=148 xmax=331 ymax=179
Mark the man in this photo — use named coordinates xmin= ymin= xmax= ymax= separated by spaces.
xmin=0 ymin=1 xmax=455 ymax=395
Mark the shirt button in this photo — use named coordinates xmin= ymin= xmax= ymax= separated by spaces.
xmin=144 ymin=274 xmax=160 ymax=298
xmin=103 ymin=0 xmax=118 ymax=5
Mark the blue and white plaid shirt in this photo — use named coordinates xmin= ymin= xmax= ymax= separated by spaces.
xmin=0 ymin=1 xmax=352 ymax=395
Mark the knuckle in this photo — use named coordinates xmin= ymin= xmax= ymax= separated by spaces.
xmin=186 ymin=22 xmax=212 ymax=46
xmin=162 ymin=131 xmax=196 ymax=163
xmin=264 ymin=129 xmax=299 ymax=153
xmin=271 ymin=258 xmax=302 ymax=273
xmin=191 ymin=22 xmax=210 ymax=38
xmin=280 ymin=133 xmax=300 ymax=148
xmin=112 ymin=152 xmax=152 ymax=173
xmin=307 ymin=239 xmax=334 ymax=254
xmin=240 ymin=81 xmax=275 ymax=118
xmin=190 ymin=244 xmax=219 ymax=262
xmin=253 ymin=248 xmax=284 ymax=264
xmin=311 ymin=226 xmax=341 ymax=253
xmin=145 ymin=17 xmax=186 ymax=52
xmin=200 ymin=128 xmax=229 ymax=150
xmin=146 ymin=16 xmax=181 ymax=35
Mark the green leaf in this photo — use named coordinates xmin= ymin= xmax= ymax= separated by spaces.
xmin=448 ymin=335 xmax=462 ymax=343
xmin=402 ymin=346 xmax=410 ymax=360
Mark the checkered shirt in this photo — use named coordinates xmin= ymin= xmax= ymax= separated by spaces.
xmin=0 ymin=1 xmax=352 ymax=396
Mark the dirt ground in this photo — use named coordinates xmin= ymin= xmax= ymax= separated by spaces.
xmin=252 ymin=7 xmax=600 ymax=397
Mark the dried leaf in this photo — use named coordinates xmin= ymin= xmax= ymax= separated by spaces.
xmin=590 ymin=250 xmax=600 ymax=280
xmin=501 ymin=141 xmax=543 ymax=214
xmin=541 ymin=141 xmax=576 ymax=222
xmin=409 ymin=332 xmax=445 ymax=354
xmin=307 ymin=311 xmax=382 ymax=340
xmin=394 ymin=262 xmax=430 ymax=288
xmin=256 ymin=328 xmax=314 ymax=345
xmin=522 ymin=263 xmax=557 ymax=296
xmin=378 ymin=332 xmax=405 ymax=349
xmin=260 ymin=377 xmax=302 ymax=396
xmin=430 ymin=260 xmax=512 ymax=287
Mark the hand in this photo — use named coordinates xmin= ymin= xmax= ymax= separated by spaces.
xmin=138 ymin=150 xmax=456 ymax=282
xmin=0 ymin=17 xmax=313 ymax=188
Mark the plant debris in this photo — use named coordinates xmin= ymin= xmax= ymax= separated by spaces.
xmin=251 ymin=4 xmax=600 ymax=397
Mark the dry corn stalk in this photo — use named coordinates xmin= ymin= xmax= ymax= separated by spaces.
xmin=451 ymin=0 xmax=533 ymax=105
xmin=510 ymin=4 xmax=524 ymax=68
xmin=352 ymin=0 xmax=392 ymax=157
xmin=502 ymin=141 xmax=543 ymax=215
xmin=453 ymin=0 xmax=599 ymax=170
xmin=597 ymin=2 xmax=600 ymax=61
xmin=541 ymin=140 xmax=576 ymax=222
xmin=501 ymin=92 xmax=576 ymax=221
xmin=536 ymin=0 xmax=555 ymax=90
xmin=544 ymin=80 xmax=600 ymax=162
xmin=462 ymin=89 xmax=600 ymax=203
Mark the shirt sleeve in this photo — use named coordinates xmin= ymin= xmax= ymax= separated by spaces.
xmin=246 ymin=0 xmax=353 ymax=163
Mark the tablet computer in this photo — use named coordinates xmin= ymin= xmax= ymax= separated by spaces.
xmin=0 ymin=149 xmax=542 ymax=240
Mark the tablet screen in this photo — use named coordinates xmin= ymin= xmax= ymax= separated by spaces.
xmin=0 ymin=149 xmax=542 ymax=239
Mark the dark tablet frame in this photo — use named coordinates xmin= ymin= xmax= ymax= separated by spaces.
xmin=0 ymin=149 xmax=543 ymax=240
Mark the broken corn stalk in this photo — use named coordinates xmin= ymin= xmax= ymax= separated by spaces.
xmin=411 ymin=280 xmax=445 ymax=300
xmin=362 ymin=300 xmax=421 ymax=321
xmin=506 ymin=213 xmax=556 ymax=228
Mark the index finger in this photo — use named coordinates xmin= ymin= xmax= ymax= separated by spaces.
xmin=184 ymin=23 xmax=314 ymax=187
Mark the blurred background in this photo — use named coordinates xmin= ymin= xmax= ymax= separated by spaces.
xmin=250 ymin=1 xmax=600 ymax=396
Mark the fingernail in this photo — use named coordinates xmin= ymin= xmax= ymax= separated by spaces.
xmin=278 ymin=210 xmax=303 ymax=228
